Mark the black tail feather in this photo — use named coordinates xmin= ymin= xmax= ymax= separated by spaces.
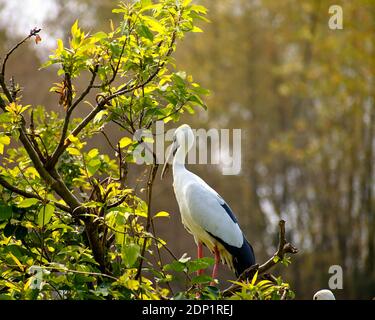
xmin=208 ymin=232 xmax=256 ymax=277
xmin=232 ymin=237 xmax=256 ymax=277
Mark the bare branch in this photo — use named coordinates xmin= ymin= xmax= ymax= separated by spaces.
xmin=0 ymin=73 xmax=13 ymax=103
xmin=258 ymin=220 xmax=298 ymax=274
xmin=1 ymin=28 xmax=41 ymax=77
xmin=222 ymin=220 xmax=298 ymax=297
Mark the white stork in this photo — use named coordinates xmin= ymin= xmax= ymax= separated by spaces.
xmin=161 ymin=124 xmax=255 ymax=280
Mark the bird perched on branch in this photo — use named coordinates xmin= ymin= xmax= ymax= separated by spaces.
xmin=161 ymin=124 xmax=255 ymax=280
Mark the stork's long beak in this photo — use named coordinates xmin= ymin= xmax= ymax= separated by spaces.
xmin=161 ymin=141 xmax=178 ymax=179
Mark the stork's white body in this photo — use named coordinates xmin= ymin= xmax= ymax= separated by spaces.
xmin=172 ymin=162 xmax=242 ymax=270
xmin=162 ymin=124 xmax=255 ymax=276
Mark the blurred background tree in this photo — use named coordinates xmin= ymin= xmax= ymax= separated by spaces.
xmin=0 ymin=0 xmax=373 ymax=299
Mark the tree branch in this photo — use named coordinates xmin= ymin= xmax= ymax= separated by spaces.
xmin=46 ymin=66 xmax=99 ymax=169
xmin=1 ymin=28 xmax=41 ymax=77
xmin=222 ymin=220 xmax=298 ymax=297
xmin=29 ymin=110 xmax=47 ymax=162
xmin=0 ymin=94 xmax=6 ymax=111
xmin=257 ymin=220 xmax=298 ymax=274
xmin=70 ymin=65 xmax=99 ymax=112
xmin=0 ymin=175 xmax=71 ymax=213
xmin=106 ymin=37 xmax=128 ymax=86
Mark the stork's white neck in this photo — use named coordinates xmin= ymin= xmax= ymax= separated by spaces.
xmin=172 ymin=145 xmax=189 ymax=176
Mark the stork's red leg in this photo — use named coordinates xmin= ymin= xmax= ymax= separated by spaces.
xmin=197 ymin=241 xmax=204 ymax=276
xmin=211 ymin=246 xmax=220 ymax=284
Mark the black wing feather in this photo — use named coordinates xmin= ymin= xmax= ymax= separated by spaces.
xmin=221 ymin=202 xmax=238 ymax=223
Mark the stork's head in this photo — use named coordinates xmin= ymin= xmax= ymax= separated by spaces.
xmin=313 ymin=289 xmax=336 ymax=300
xmin=161 ymin=124 xmax=194 ymax=179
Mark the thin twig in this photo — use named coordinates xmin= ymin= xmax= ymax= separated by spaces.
xmin=1 ymin=28 xmax=41 ymax=77
xmin=70 ymin=65 xmax=99 ymax=111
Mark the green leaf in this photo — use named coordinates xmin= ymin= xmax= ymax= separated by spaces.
xmin=87 ymin=158 xmax=101 ymax=176
xmin=188 ymin=94 xmax=205 ymax=107
xmin=142 ymin=16 xmax=165 ymax=34
xmin=192 ymin=26 xmax=203 ymax=33
xmin=18 ymin=198 xmax=39 ymax=208
xmin=191 ymin=274 xmax=212 ymax=285
xmin=92 ymin=31 xmax=107 ymax=40
xmin=0 ymin=112 xmax=12 ymax=123
xmin=137 ymin=24 xmax=154 ymax=41
xmin=187 ymin=257 xmax=214 ymax=273
xmin=87 ymin=148 xmax=99 ymax=159
xmin=191 ymin=4 xmax=208 ymax=14
xmin=71 ymin=20 xmax=80 ymax=38
xmin=0 ymin=135 xmax=10 ymax=145
xmin=0 ymin=205 xmax=12 ymax=221
xmin=251 ymin=270 xmax=258 ymax=285
xmin=0 ymin=135 xmax=10 ymax=154
xmin=37 ymin=204 xmax=55 ymax=227
xmin=88 ymin=158 xmax=101 ymax=168
xmin=119 ymin=137 xmax=132 ymax=148
xmin=204 ymin=285 xmax=220 ymax=298
xmin=172 ymin=73 xmax=186 ymax=88
xmin=153 ymin=211 xmax=170 ymax=218
xmin=164 ymin=261 xmax=186 ymax=273
xmin=122 ymin=243 xmax=141 ymax=268
xmin=67 ymin=147 xmax=81 ymax=156
xmin=56 ymin=39 xmax=64 ymax=54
